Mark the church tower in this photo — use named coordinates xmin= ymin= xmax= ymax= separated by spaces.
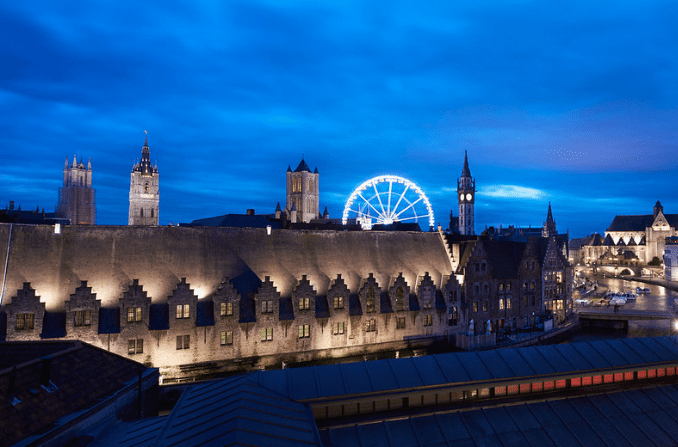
xmin=56 ymin=156 xmax=96 ymax=224
xmin=542 ymin=202 xmax=557 ymax=237
xmin=286 ymin=158 xmax=319 ymax=223
xmin=128 ymin=132 xmax=159 ymax=225
xmin=457 ymin=151 xmax=475 ymax=235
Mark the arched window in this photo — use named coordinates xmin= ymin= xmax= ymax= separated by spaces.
xmin=151 ymin=208 xmax=154 ymax=218
xmin=499 ymin=299 xmax=504 ymax=310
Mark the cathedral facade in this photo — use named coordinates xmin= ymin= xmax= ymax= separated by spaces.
xmin=128 ymin=134 xmax=159 ymax=225
xmin=56 ymin=156 xmax=95 ymax=225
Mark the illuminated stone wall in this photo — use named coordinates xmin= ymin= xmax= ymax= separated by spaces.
xmin=0 ymin=223 xmax=461 ymax=374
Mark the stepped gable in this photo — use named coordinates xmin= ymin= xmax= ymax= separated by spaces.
xmin=0 ymin=225 xmax=452 ymax=308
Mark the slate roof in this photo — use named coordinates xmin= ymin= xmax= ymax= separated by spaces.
xmin=185 ymin=214 xmax=282 ymax=229
xmin=294 ymin=159 xmax=312 ymax=173
xmin=94 ymin=373 xmax=321 ymax=447
xmin=255 ymin=336 xmax=678 ymax=401
xmin=320 ymin=384 xmax=678 ymax=447
xmin=0 ymin=341 xmax=150 ymax=447
xmin=607 ymin=214 xmax=678 ymax=232
xmin=483 ymin=239 xmax=527 ymax=278
xmin=588 ymin=233 xmax=604 ymax=246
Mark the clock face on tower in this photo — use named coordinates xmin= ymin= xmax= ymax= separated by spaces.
xmin=466 ymin=193 xmax=473 ymax=201
xmin=459 ymin=193 xmax=464 ymax=201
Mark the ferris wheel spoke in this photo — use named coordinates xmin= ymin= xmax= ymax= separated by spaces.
xmin=372 ymin=183 xmax=388 ymax=218
xmin=357 ymin=192 xmax=386 ymax=219
xmin=386 ymin=180 xmax=393 ymax=216
xmin=393 ymin=196 xmax=423 ymax=220
xmin=390 ymin=183 xmax=411 ymax=218
xmin=396 ymin=213 xmax=429 ymax=222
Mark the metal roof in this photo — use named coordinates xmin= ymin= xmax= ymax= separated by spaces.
xmin=254 ymin=337 xmax=678 ymax=401
xmin=320 ymin=384 xmax=678 ymax=447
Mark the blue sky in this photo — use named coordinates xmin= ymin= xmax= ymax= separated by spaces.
xmin=2 ymin=1 xmax=677 ymax=237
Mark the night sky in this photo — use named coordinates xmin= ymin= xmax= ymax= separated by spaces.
xmin=3 ymin=2 xmax=677 ymax=238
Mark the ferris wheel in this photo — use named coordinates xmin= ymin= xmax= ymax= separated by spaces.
xmin=342 ymin=175 xmax=435 ymax=230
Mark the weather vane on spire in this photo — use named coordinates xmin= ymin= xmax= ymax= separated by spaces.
xmin=144 ymin=130 xmax=148 ymax=135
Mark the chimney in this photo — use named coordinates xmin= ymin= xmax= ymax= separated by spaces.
xmin=40 ymin=357 xmax=52 ymax=388
xmin=247 ymin=209 xmax=255 ymax=216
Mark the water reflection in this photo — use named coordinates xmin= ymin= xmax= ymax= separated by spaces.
xmin=569 ymin=276 xmax=678 ymax=342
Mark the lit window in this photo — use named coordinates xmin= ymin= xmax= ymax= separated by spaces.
xmin=499 ymin=284 xmax=504 ymax=292
xmin=424 ymin=314 xmax=433 ymax=326
xmin=299 ymin=297 xmax=311 ymax=310
xmin=128 ymin=339 xmax=143 ymax=354
xmin=176 ymin=304 xmax=190 ymax=319
xmin=176 ymin=335 xmax=190 ymax=350
xmin=483 ymin=300 xmax=488 ymax=312
xmin=396 ymin=317 xmax=406 ymax=329
xmin=260 ymin=328 xmax=273 ymax=341
xmin=473 ymin=301 xmax=478 ymax=313
xmin=221 ymin=330 xmax=233 ymax=345
xmin=506 ymin=298 xmax=511 ymax=309
xmin=127 ymin=307 xmax=143 ymax=323
xmin=499 ymin=299 xmax=504 ymax=310
xmin=261 ymin=300 xmax=274 ymax=314
xmin=366 ymin=319 xmax=376 ymax=332
xmin=530 ymin=281 xmax=535 ymax=290
xmin=506 ymin=283 xmax=511 ymax=291
xmin=74 ymin=310 xmax=92 ymax=327
xmin=221 ymin=302 xmax=233 ymax=316
xmin=334 ymin=322 xmax=345 ymax=335
xmin=333 ymin=296 xmax=344 ymax=309
xmin=298 ymin=324 xmax=310 ymax=338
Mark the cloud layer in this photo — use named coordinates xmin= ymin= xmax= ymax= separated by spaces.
xmin=2 ymin=1 xmax=677 ymax=237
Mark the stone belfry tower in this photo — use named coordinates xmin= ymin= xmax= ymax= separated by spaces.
xmin=286 ymin=158 xmax=319 ymax=223
xmin=56 ymin=155 xmax=96 ymax=224
xmin=457 ymin=151 xmax=475 ymax=235
xmin=128 ymin=132 xmax=159 ymax=225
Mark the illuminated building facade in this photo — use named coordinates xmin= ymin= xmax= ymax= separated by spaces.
xmin=285 ymin=158 xmax=319 ymax=223
xmin=56 ymin=155 xmax=96 ymax=225
xmin=128 ymin=134 xmax=159 ymax=225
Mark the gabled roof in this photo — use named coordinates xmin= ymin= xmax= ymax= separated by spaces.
xmin=588 ymin=233 xmax=604 ymax=246
xmin=603 ymin=234 xmax=615 ymax=246
xmin=607 ymin=214 xmax=678 ymax=232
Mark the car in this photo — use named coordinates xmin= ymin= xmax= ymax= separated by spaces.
xmin=636 ymin=287 xmax=650 ymax=294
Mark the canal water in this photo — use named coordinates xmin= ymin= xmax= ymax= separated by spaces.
xmin=567 ymin=276 xmax=677 ymax=343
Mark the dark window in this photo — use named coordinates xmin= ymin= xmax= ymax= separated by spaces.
xmin=74 ymin=310 xmax=92 ymax=326
xmin=334 ymin=322 xmax=345 ymax=335
xmin=261 ymin=300 xmax=274 ymax=314
xmin=366 ymin=318 xmax=376 ymax=332
xmin=396 ymin=317 xmax=406 ymax=329
xmin=176 ymin=335 xmax=190 ymax=350
xmin=424 ymin=314 xmax=433 ymax=326
xmin=128 ymin=339 xmax=143 ymax=354
xmin=366 ymin=288 xmax=376 ymax=313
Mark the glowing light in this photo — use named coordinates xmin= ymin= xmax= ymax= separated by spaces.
xmin=342 ymin=175 xmax=435 ymax=229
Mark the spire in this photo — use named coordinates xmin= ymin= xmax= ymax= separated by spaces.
xmin=542 ymin=202 xmax=557 ymax=237
xmin=547 ymin=202 xmax=553 ymax=222
xmin=139 ymin=130 xmax=153 ymax=174
xmin=294 ymin=158 xmax=311 ymax=173
xmin=461 ymin=150 xmax=471 ymax=177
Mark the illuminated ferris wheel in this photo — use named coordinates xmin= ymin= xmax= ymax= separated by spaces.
xmin=342 ymin=175 xmax=435 ymax=230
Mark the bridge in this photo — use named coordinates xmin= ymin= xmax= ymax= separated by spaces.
xmin=578 ymin=308 xmax=677 ymax=329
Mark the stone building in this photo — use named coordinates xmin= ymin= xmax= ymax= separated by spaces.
xmin=128 ymin=133 xmax=159 ymax=225
xmin=285 ymin=158 xmax=319 ymax=223
xmin=583 ymin=200 xmax=677 ymax=265
xmin=56 ymin=155 xmax=96 ymax=224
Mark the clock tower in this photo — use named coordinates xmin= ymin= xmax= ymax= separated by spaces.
xmin=457 ymin=151 xmax=475 ymax=235
xmin=128 ymin=132 xmax=159 ymax=225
